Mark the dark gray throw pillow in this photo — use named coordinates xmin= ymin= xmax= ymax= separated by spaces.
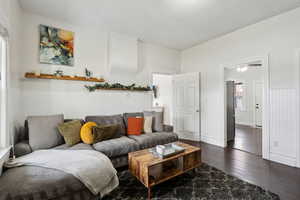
xmin=85 ymin=115 xmax=126 ymax=138
xmin=27 ymin=114 xmax=64 ymax=151
xmin=92 ymin=124 xmax=120 ymax=144
xmin=143 ymin=111 xmax=163 ymax=132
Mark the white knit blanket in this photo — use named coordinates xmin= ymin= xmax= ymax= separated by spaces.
xmin=5 ymin=149 xmax=119 ymax=197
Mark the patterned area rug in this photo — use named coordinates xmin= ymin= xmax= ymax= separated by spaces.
xmin=103 ymin=163 xmax=280 ymax=200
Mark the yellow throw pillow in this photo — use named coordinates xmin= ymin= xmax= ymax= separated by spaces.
xmin=80 ymin=122 xmax=97 ymax=144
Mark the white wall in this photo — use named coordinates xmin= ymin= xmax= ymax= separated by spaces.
xmin=181 ymin=7 xmax=300 ymax=167
xmin=225 ymin=67 xmax=263 ymax=126
xmin=153 ymin=74 xmax=173 ymax=125
xmin=18 ymin=12 xmax=181 ymax=121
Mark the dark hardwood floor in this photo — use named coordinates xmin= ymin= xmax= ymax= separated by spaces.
xmin=228 ymin=124 xmax=262 ymax=156
xmin=181 ymin=139 xmax=300 ymax=200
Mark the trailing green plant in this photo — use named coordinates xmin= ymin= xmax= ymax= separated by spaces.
xmin=85 ymin=82 xmax=152 ymax=92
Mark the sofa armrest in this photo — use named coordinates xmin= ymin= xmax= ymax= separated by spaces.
xmin=163 ymin=125 xmax=173 ymax=132
xmin=15 ymin=140 xmax=32 ymax=157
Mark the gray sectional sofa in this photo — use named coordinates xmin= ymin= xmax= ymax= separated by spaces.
xmin=14 ymin=113 xmax=178 ymax=168
xmin=1 ymin=113 xmax=178 ymax=200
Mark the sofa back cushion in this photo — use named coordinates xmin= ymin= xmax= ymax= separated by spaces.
xmin=143 ymin=111 xmax=164 ymax=132
xmin=27 ymin=114 xmax=64 ymax=151
xmin=85 ymin=115 xmax=126 ymax=138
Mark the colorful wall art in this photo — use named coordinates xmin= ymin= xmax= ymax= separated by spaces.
xmin=39 ymin=25 xmax=74 ymax=66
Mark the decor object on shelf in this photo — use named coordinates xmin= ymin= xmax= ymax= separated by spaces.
xmin=25 ymin=72 xmax=105 ymax=83
xmin=85 ymin=68 xmax=92 ymax=77
xmin=54 ymin=69 xmax=63 ymax=77
xmin=34 ymin=70 xmax=40 ymax=76
xmin=85 ymin=82 xmax=152 ymax=92
xmin=152 ymin=85 xmax=158 ymax=98
xmin=39 ymin=25 xmax=74 ymax=66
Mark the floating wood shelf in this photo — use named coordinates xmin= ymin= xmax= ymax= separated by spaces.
xmin=24 ymin=72 xmax=105 ymax=83
xmin=89 ymin=88 xmax=151 ymax=92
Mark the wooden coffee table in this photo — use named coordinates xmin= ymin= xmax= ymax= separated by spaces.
xmin=128 ymin=142 xmax=201 ymax=199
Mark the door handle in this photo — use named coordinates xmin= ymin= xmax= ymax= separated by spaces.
xmin=196 ymin=110 xmax=200 ymax=113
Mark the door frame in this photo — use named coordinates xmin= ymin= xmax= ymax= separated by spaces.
xmin=0 ymin=32 xmax=9 ymax=149
xmin=220 ymin=55 xmax=270 ymax=160
xmin=151 ymin=72 xmax=174 ymax=125
xmin=151 ymin=72 xmax=173 ymax=105
xmin=295 ymin=49 xmax=300 ymax=168
xmin=253 ymin=80 xmax=263 ymax=128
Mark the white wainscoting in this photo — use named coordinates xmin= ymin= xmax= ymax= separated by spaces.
xmin=269 ymin=88 xmax=298 ymax=167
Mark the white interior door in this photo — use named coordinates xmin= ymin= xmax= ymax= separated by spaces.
xmin=173 ymin=73 xmax=200 ymax=141
xmin=255 ymin=81 xmax=263 ymax=127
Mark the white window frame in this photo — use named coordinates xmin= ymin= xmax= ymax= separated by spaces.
xmin=0 ymin=26 xmax=8 ymax=149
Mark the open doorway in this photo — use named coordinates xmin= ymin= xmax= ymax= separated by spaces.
xmin=225 ymin=61 xmax=264 ymax=156
xmin=152 ymin=73 xmax=173 ymax=126
xmin=152 ymin=72 xmax=201 ymax=142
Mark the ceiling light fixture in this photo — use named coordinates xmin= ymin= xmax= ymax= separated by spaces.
xmin=236 ymin=66 xmax=248 ymax=72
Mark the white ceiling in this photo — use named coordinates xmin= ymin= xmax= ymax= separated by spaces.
xmin=19 ymin=0 xmax=300 ymax=50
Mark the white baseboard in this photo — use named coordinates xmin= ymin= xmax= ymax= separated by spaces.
xmin=236 ymin=122 xmax=255 ymax=127
xmin=178 ymin=133 xmax=201 ymax=142
xmin=269 ymin=152 xmax=297 ymax=167
xmin=201 ymin=135 xmax=224 ymax=147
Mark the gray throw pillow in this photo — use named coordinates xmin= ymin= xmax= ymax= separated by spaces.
xmin=28 ymin=114 xmax=64 ymax=151
xmin=143 ymin=111 xmax=163 ymax=132
xmin=123 ymin=112 xmax=144 ymax=127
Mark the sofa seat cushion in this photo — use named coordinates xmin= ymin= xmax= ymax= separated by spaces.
xmin=128 ymin=132 xmax=178 ymax=149
xmin=53 ymin=142 xmax=94 ymax=150
xmin=93 ymin=136 xmax=139 ymax=157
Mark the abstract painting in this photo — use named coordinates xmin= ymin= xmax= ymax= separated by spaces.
xmin=39 ymin=25 xmax=74 ymax=66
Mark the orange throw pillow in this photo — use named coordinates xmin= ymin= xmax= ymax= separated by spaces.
xmin=127 ymin=117 xmax=144 ymax=135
